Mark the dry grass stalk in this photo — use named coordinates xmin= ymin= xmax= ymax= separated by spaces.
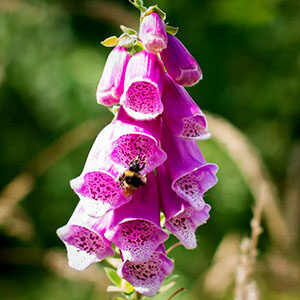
xmin=43 ymin=249 xmax=109 ymax=286
xmin=284 ymin=143 xmax=300 ymax=248
xmin=0 ymin=116 xmax=110 ymax=239
xmin=0 ymin=204 xmax=34 ymax=240
xmin=234 ymin=186 xmax=264 ymax=300
xmin=207 ymin=112 xmax=291 ymax=250
xmin=203 ymin=234 xmax=241 ymax=297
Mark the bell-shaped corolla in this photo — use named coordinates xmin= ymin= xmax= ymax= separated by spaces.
xmin=160 ymin=33 xmax=202 ymax=86
xmin=96 ymin=45 xmax=130 ymax=106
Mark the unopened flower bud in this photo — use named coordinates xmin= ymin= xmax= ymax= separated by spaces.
xmin=139 ymin=12 xmax=167 ymax=54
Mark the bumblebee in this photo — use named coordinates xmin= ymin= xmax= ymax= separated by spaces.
xmin=118 ymin=155 xmax=147 ymax=197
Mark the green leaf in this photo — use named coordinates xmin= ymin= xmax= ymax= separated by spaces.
xmin=101 ymin=36 xmax=119 ymax=47
xmin=128 ymin=0 xmax=147 ymax=12
xmin=120 ymin=25 xmax=138 ymax=36
xmin=104 ymin=267 xmax=122 ymax=287
xmin=114 ymin=298 xmax=125 ymax=300
xmin=135 ymin=0 xmax=144 ymax=7
xmin=143 ymin=5 xmax=166 ymax=20
xmin=166 ymin=25 xmax=179 ymax=35
xmin=133 ymin=41 xmax=144 ymax=53
xmin=121 ymin=279 xmax=135 ymax=295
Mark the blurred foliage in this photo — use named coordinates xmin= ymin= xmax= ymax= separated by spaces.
xmin=0 ymin=0 xmax=299 ymax=299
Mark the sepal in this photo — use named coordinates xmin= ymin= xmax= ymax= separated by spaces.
xmin=101 ymin=36 xmax=120 ymax=47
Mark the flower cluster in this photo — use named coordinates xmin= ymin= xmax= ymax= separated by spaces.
xmin=57 ymin=3 xmax=218 ymax=297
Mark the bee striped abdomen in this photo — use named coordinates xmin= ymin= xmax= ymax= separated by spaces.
xmin=124 ymin=171 xmax=142 ymax=188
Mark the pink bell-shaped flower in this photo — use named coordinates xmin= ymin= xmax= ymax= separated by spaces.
xmin=70 ymin=123 xmax=131 ymax=217
xmin=161 ymin=122 xmax=218 ymax=210
xmin=162 ymin=74 xmax=210 ymax=140
xmin=96 ymin=45 xmax=130 ymax=106
xmin=118 ymin=244 xmax=173 ymax=297
xmin=120 ymin=50 xmax=164 ymax=120
xmin=157 ymin=164 xmax=211 ymax=249
xmin=106 ymin=107 xmax=167 ymax=174
xmin=161 ymin=33 xmax=202 ymax=86
xmin=57 ymin=202 xmax=114 ymax=271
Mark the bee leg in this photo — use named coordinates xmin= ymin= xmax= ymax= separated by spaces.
xmin=117 ymin=173 xmax=125 ymax=186
xmin=141 ymin=175 xmax=147 ymax=186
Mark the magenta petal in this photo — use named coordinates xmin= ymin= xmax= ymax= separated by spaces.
xmin=161 ymin=33 xmax=202 ymax=86
xmin=157 ymin=164 xmax=210 ymax=249
xmin=96 ymin=45 xmax=130 ymax=106
xmin=121 ymin=51 xmax=164 ymax=120
xmin=70 ymin=129 xmax=130 ymax=217
xmin=118 ymin=245 xmax=173 ymax=297
xmin=105 ymin=173 xmax=168 ymax=263
xmin=162 ymin=75 xmax=210 ymax=140
xmin=139 ymin=12 xmax=167 ymax=54
xmin=166 ymin=205 xmax=211 ymax=249
xmin=107 ymin=117 xmax=167 ymax=175
xmin=161 ymin=123 xmax=218 ymax=210
xmin=57 ymin=202 xmax=114 ymax=271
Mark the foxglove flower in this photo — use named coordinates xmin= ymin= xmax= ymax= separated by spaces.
xmin=162 ymin=74 xmax=210 ymax=140
xmin=70 ymin=141 xmax=130 ymax=217
xmin=105 ymin=172 xmax=168 ymax=263
xmin=161 ymin=33 xmax=202 ymax=86
xmin=58 ymin=2 xmax=220 ymax=297
xmin=157 ymin=164 xmax=211 ymax=249
xmin=139 ymin=12 xmax=167 ymax=54
xmin=57 ymin=202 xmax=114 ymax=271
xmin=161 ymin=123 xmax=218 ymax=211
xmin=118 ymin=244 xmax=173 ymax=297
xmin=96 ymin=45 xmax=130 ymax=106
xmin=120 ymin=50 xmax=164 ymax=120
xmin=108 ymin=108 xmax=167 ymax=174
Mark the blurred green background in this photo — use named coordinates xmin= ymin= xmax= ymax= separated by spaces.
xmin=0 ymin=0 xmax=299 ymax=299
